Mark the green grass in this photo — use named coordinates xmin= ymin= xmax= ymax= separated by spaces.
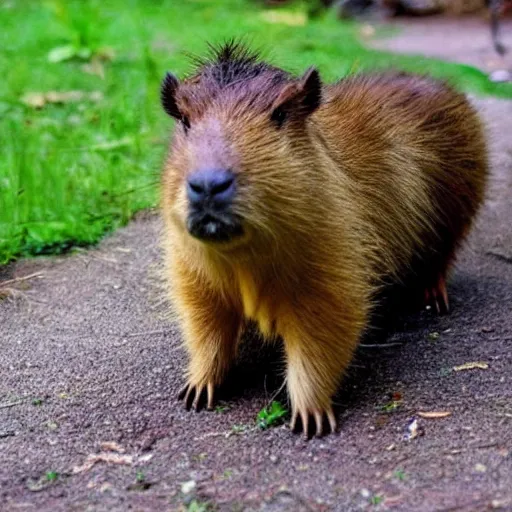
xmin=45 ymin=471 xmax=59 ymax=482
xmin=256 ymin=400 xmax=288 ymax=429
xmin=1 ymin=0 xmax=511 ymax=264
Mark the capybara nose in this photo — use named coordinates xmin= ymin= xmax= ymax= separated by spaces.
xmin=187 ymin=169 xmax=235 ymax=208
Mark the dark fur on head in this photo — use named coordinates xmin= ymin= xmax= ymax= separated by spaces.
xmin=190 ymin=40 xmax=283 ymax=88
xmin=161 ymin=40 xmax=322 ymax=129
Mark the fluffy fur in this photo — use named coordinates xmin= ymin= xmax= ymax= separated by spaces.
xmin=160 ymin=41 xmax=488 ymax=437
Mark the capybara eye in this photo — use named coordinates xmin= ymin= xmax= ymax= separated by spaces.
xmin=270 ymin=107 xmax=287 ymax=128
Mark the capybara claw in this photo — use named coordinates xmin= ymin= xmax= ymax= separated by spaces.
xmin=424 ymin=275 xmax=449 ymax=315
xmin=178 ymin=381 xmax=216 ymax=411
xmin=290 ymin=406 xmax=337 ymax=439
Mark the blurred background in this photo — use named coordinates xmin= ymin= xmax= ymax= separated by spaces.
xmin=1 ymin=0 xmax=511 ymax=265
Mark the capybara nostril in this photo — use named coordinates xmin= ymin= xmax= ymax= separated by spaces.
xmin=186 ymin=169 xmax=235 ymax=207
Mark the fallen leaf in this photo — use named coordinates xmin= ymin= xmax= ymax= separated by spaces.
xmin=48 ymin=44 xmax=92 ymax=63
xmin=21 ymin=90 xmax=103 ymax=109
xmin=261 ymin=10 xmax=307 ymax=26
xmin=72 ymin=452 xmax=133 ymax=474
xmin=46 ymin=91 xmax=103 ymax=103
xmin=100 ymin=441 xmax=125 ymax=453
xmin=48 ymin=44 xmax=76 ymax=63
xmin=453 ymin=361 xmax=489 ymax=371
xmin=82 ymin=58 xmax=105 ymax=79
xmin=20 ymin=93 xmax=45 ymax=108
xmin=418 ymin=411 xmax=451 ymax=419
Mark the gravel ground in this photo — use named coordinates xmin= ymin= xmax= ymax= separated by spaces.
xmin=1 ymin=19 xmax=512 ymax=512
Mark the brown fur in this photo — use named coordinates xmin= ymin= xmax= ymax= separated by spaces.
xmin=160 ymin=42 xmax=488 ymax=437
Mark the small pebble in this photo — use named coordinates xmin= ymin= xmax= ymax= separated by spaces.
xmin=489 ymin=70 xmax=512 ymax=83
xmin=474 ymin=463 xmax=487 ymax=473
xmin=181 ymin=480 xmax=196 ymax=494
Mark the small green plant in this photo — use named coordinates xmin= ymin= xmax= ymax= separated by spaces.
xmin=439 ymin=367 xmax=453 ymax=377
xmin=256 ymin=401 xmax=288 ymax=430
xmin=370 ymin=494 xmax=384 ymax=506
xmin=31 ymin=398 xmax=43 ymax=406
xmin=231 ymin=424 xmax=248 ymax=434
xmin=127 ymin=470 xmax=153 ymax=491
xmin=427 ymin=331 xmax=440 ymax=341
xmin=27 ymin=471 xmax=60 ymax=492
xmin=394 ymin=469 xmax=406 ymax=481
xmin=186 ymin=499 xmax=214 ymax=512
xmin=214 ymin=405 xmax=228 ymax=413
xmin=46 ymin=471 xmax=59 ymax=482
xmin=377 ymin=400 xmax=401 ymax=414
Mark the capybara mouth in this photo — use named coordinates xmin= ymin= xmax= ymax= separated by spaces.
xmin=187 ymin=212 xmax=244 ymax=243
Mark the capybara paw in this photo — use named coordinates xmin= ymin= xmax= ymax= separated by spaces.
xmin=424 ymin=275 xmax=449 ymax=315
xmin=290 ymin=405 xmax=337 ymax=439
xmin=178 ymin=380 xmax=215 ymax=411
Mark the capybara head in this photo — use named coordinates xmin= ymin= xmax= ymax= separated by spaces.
xmin=161 ymin=41 xmax=323 ymax=250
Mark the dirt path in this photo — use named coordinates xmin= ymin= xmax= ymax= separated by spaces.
xmin=370 ymin=16 xmax=512 ymax=74
xmin=1 ymin=21 xmax=512 ymax=512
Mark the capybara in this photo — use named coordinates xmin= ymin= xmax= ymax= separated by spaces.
xmin=160 ymin=41 xmax=488 ymax=437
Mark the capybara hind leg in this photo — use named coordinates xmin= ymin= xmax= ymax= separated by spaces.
xmin=423 ymin=221 xmax=474 ymax=314
xmin=424 ymin=273 xmax=449 ymax=314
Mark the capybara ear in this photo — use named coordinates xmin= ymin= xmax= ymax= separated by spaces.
xmin=161 ymin=72 xmax=181 ymax=119
xmin=298 ymin=67 xmax=322 ymax=116
xmin=271 ymin=67 xmax=322 ymax=125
